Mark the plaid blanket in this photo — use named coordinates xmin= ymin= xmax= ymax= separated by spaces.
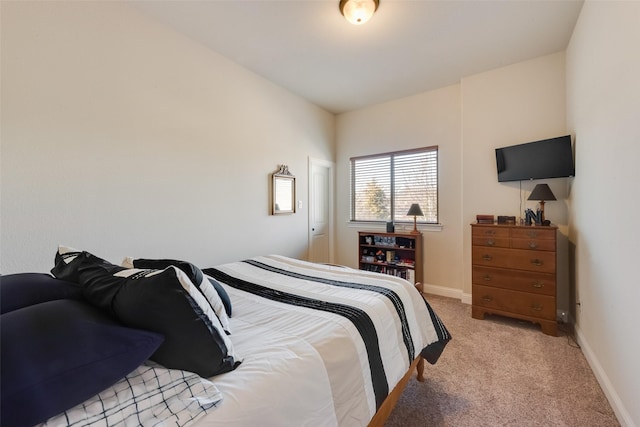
xmin=40 ymin=362 xmax=221 ymax=426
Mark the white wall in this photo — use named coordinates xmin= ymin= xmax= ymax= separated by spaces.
xmin=335 ymin=85 xmax=463 ymax=294
xmin=461 ymin=52 xmax=570 ymax=307
xmin=336 ymin=53 xmax=569 ymax=305
xmin=566 ymin=1 xmax=640 ymax=425
xmin=0 ymin=2 xmax=335 ymax=274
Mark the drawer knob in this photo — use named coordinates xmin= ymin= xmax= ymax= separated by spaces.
xmin=482 ymin=254 xmax=493 ymax=261
xmin=485 ymin=230 xmax=496 ymax=235
xmin=531 ymin=304 xmax=543 ymax=312
xmin=532 ymin=281 xmax=544 ymax=288
xmin=483 ymin=275 xmax=492 ymax=282
xmin=528 ymin=231 xmax=538 ymax=238
xmin=528 ymin=242 xmax=538 ymax=249
xmin=482 ymin=296 xmax=492 ymax=302
xmin=486 ymin=239 xmax=495 ymax=246
xmin=531 ymin=259 xmax=543 ymax=266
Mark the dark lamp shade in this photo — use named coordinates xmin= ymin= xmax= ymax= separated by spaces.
xmin=406 ymin=204 xmax=424 ymax=217
xmin=528 ymin=184 xmax=557 ymax=201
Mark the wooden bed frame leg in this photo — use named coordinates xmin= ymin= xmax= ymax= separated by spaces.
xmin=413 ymin=281 xmax=426 ymax=382
xmin=416 ymin=356 xmax=425 ymax=382
xmin=412 ymin=283 xmax=426 ymax=381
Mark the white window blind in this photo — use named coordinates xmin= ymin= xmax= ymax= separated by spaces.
xmin=351 ymin=147 xmax=438 ymax=223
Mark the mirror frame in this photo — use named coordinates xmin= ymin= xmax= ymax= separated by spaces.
xmin=272 ymin=166 xmax=296 ymax=215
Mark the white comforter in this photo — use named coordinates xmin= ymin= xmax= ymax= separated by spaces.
xmin=197 ymin=255 xmax=449 ymax=427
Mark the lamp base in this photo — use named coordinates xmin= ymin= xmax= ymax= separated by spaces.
xmin=410 ymin=217 xmax=420 ymax=234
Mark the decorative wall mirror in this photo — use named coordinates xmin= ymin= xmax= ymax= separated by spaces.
xmin=272 ymin=165 xmax=296 ymax=215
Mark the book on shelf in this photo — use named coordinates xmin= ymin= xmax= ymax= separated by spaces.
xmin=386 ymin=250 xmax=395 ymax=263
xmin=374 ymin=235 xmax=396 ymax=246
xmin=407 ymin=269 xmax=415 ymax=285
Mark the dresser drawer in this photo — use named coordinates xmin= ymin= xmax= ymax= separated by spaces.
xmin=510 ymin=227 xmax=556 ymax=240
xmin=511 ymin=238 xmax=556 ymax=251
xmin=472 ymin=226 xmax=510 ymax=238
xmin=472 ymin=236 xmax=510 ymax=248
xmin=472 ymin=247 xmax=556 ymax=273
xmin=473 ymin=284 xmax=556 ymax=320
xmin=472 ymin=266 xmax=555 ymax=295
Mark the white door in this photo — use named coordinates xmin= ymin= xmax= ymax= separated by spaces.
xmin=308 ymin=158 xmax=334 ymax=264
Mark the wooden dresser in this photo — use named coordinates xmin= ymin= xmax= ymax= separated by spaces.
xmin=471 ymin=223 xmax=557 ymax=336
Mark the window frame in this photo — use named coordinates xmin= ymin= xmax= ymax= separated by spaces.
xmin=350 ymin=146 xmax=439 ymax=225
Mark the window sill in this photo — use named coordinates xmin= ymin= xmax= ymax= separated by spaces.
xmin=347 ymin=221 xmax=443 ymax=232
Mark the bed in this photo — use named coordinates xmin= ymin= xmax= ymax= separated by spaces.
xmin=0 ymin=251 xmax=450 ymax=427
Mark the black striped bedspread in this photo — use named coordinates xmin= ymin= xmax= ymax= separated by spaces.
xmin=198 ymin=255 xmax=450 ymax=426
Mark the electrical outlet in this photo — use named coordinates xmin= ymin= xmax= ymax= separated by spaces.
xmin=557 ymin=310 xmax=568 ymax=324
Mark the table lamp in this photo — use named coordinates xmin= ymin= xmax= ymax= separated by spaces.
xmin=406 ymin=203 xmax=424 ymax=234
xmin=528 ymin=184 xmax=556 ymax=225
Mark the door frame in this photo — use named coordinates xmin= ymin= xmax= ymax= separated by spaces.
xmin=308 ymin=157 xmax=335 ymax=264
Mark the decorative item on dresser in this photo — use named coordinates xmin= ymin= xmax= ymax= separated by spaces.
xmin=527 ymin=183 xmax=557 ymax=225
xmin=476 ymin=214 xmax=495 ymax=224
xmin=471 ymin=223 xmax=558 ymax=336
xmin=358 ymin=231 xmax=423 ymax=284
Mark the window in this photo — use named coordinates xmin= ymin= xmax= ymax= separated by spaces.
xmin=351 ymin=146 xmax=438 ymax=224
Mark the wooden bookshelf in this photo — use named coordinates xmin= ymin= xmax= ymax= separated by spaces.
xmin=358 ymin=231 xmax=423 ymax=284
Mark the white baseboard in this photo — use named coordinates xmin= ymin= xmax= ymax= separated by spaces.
xmin=460 ymin=292 xmax=472 ymax=305
xmin=422 ymin=283 xmax=471 ymax=305
xmin=575 ymin=324 xmax=635 ymax=427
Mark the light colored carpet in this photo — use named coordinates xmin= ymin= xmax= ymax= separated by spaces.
xmin=385 ymin=294 xmax=619 ymax=427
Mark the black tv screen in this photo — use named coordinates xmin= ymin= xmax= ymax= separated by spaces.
xmin=495 ymin=135 xmax=575 ymax=182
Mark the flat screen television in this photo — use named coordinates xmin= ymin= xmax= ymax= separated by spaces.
xmin=495 ymin=135 xmax=575 ymax=182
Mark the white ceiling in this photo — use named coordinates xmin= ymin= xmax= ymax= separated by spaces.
xmin=131 ymin=0 xmax=584 ymax=114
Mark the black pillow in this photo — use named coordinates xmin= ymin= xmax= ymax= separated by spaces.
xmin=0 ymin=273 xmax=82 ymax=314
xmin=0 ymin=299 xmax=163 ymax=427
xmin=51 ymin=248 xmax=125 ymax=309
xmin=127 ymin=258 xmax=232 ymax=318
xmin=52 ymin=249 xmax=241 ymax=377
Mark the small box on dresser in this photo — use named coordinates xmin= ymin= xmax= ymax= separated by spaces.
xmin=471 ymin=223 xmax=558 ymax=336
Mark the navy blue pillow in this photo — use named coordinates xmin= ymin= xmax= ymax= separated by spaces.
xmin=0 ymin=299 xmax=163 ymax=427
xmin=208 ymin=275 xmax=233 ymax=317
xmin=0 ymin=273 xmax=82 ymax=314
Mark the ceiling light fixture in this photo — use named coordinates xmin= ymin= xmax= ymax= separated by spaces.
xmin=339 ymin=0 xmax=379 ymax=25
